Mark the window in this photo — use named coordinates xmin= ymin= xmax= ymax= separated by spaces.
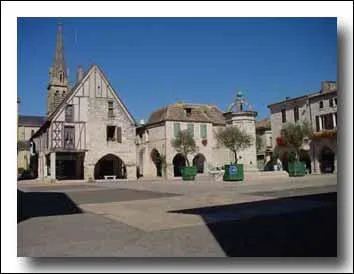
xmin=187 ymin=123 xmax=194 ymax=137
xmin=185 ymin=108 xmax=192 ymax=117
xmin=334 ymin=98 xmax=337 ymax=106
xmin=293 ymin=106 xmax=299 ymax=122
xmin=200 ymin=124 xmax=207 ymax=138
xmin=323 ymin=113 xmax=334 ymax=130
xmin=281 ymin=109 xmax=286 ymax=123
xmin=106 ymin=126 xmax=116 ymax=141
xmin=173 ymin=123 xmax=181 ymax=137
xmin=64 ymin=126 xmax=75 ymax=149
xmin=31 ymin=130 xmax=35 ymax=137
xmin=65 ymin=104 xmax=73 ymax=122
xmin=319 ymin=101 xmax=324 ymax=109
xmin=329 ymin=99 xmax=334 ymax=108
xmin=108 ymin=101 xmax=114 ymax=117
xmin=116 ymin=126 xmax=122 ymax=143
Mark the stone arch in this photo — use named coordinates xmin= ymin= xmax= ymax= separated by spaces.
xmin=150 ymin=148 xmax=162 ymax=177
xmin=94 ymin=154 xmax=126 ymax=179
xmin=319 ymin=146 xmax=335 ymax=173
xmin=192 ymin=153 xmax=206 ymax=173
xmin=173 ymin=153 xmax=186 ymax=177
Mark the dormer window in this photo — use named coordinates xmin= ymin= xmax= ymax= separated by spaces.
xmin=185 ymin=108 xmax=192 ymax=117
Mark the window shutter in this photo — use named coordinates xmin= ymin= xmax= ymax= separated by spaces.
xmin=174 ymin=123 xmax=180 ymax=137
xmin=117 ymin=127 xmax=122 ymax=143
xmin=187 ymin=123 xmax=194 ymax=137
xmin=200 ymin=124 xmax=207 ymax=138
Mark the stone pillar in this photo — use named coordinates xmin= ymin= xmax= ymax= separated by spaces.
xmin=38 ymin=154 xmax=44 ymax=179
xmin=166 ymin=163 xmax=174 ymax=179
xmin=332 ymin=113 xmax=336 ymax=129
xmin=126 ymin=165 xmax=137 ymax=180
xmin=84 ymin=163 xmax=94 ymax=180
xmin=50 ymin=152 xmax=56 ymax=179
xmin=319 ymin=116 xmax=323 ymax=131
xmin=334 ymin=157 xmax=337 ymax=174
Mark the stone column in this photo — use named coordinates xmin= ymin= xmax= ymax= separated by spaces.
xmin=334 ymin=156 xmax=337 ymax=174
xmin=126 ymin=165 xmax=137 ymax=180
xmin=84 ymin=164 xmax=94 ymax=181
xmin=38 ymin=154 xmax=46 ymax=180
xmin=319 ymin=116 xmax=323 ymax=131
xmin=332 ymin=113 xmax=336 ymax=129
xmin=50 ymin=152 xmax=56 ymax=179
xmin=166 ymin=163 xmax=174 ymax=179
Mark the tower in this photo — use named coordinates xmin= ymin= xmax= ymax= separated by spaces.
xmin=47 ymin=23 xmax=69 ymax=116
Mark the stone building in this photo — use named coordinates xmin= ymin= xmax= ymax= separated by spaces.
xmin=27 ymin=24 xmax=258 ymax=181
xmin=268 ymin=81 xmax=337 ymax=174
xmin=255 ymin=119 xmax=273 ymax=169
xmin=17 ymin=114 xmax=46 ymax=171
xmin=30 ymin=25 xmax=137 ymax=181
xmin=136 ymin=92 xmax=258 ymax=180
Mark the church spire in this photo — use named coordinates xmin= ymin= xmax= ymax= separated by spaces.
xmin=49 ymin=23 xmax=68 ymax=86
xmin=47 ymin=23 xmax=69 ymax=116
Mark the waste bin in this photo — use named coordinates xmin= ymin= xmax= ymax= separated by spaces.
xmin=288 ymin=161 xmax=306 ymax=177
xmin=223 ymin=164 xmax=244 ymax=181
xmin=182 ymin=167 xmax=197 ymax=181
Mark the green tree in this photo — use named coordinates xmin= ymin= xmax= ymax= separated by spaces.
xmin=171 ymin=129 xmax=197 ymax=167
xmin=215 ymin=126 xmax=253 ymax=164
xmin=280 ymin=121 xmax=312 ymax=161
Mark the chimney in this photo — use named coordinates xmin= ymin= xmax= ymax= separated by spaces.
xmin=76 ymin=66 xmax=84 ymax=83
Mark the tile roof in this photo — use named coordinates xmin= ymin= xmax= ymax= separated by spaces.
xmin=18 ymin=115 xmax=46 ymax=127
xmin=147 ymin=103 xmax=226 ymax=125
xmin=256 ymin=119 xmax=271 ymax=130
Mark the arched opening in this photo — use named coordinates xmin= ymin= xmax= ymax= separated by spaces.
xmin=94 ymin=154 xmax=126 ymax=179
xmin=320 ymin=146 xmax=335 ymax=173
xmin=173 ymin=153 xmax=186 ymax=177
xmin=192 ymin=153 xmax=206 ymax=173
xmin=150 ymin=149 xmax=162 ymax=177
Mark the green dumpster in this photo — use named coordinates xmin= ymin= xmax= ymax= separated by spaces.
xmin=223 ymin=164 xmax=244 ymax=181
xmin=288 ymin=161 xmax=306 ymax=177
xmin=182 ymin=167 xmax=197 ymax=181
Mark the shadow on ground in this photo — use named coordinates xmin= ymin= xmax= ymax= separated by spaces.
xmin=18 ymin=190 xmax=83 ymax=223
xmin=170 ymin=192 xmax=337 ymax=257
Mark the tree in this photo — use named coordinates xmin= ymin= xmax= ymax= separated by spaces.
xmin=215 ymin=126 xmax=253 ymax=164
xmin=171 ymin=129 xmax=196 ymax=167
xmin=280 ymin=121 xmax=312 ymax=161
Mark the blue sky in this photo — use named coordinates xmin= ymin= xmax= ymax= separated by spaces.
xmin=17 ymin=17 xmax=337 ymax=121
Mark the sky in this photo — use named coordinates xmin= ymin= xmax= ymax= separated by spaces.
xmin=17 ymin=17 xmax=337 ymax=121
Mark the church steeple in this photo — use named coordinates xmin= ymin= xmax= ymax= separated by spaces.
xmin=47 ymin=23 xmax=70 ymax=116
xmin=51 ymin=23 xmax=68 ymax=85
